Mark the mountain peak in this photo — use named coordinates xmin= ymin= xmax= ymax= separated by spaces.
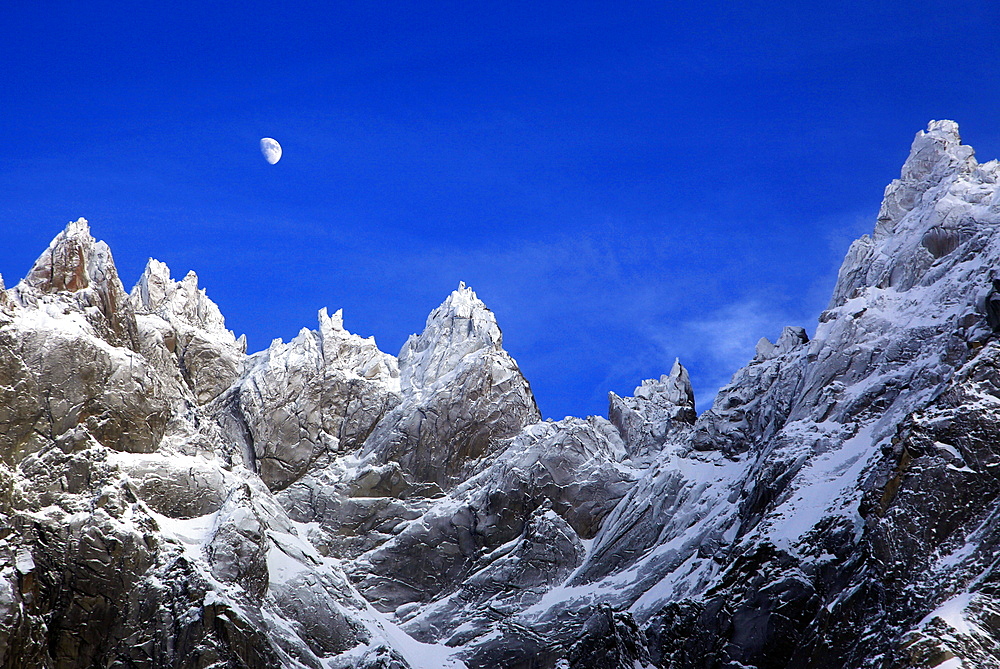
xmin=437 ymin=282 xmax=498 ymax=336
xmin=130 ymin=260 xmax=231 ymax=339
xmin=10 ymin=121 xmax=1000 ymax=668
xmin=399 ymin=284 xmax=503 ymax=391
xmin=900 ymin=119 xmax=975 ymax=184
xmin=0 ymin=273 xmax=9 ymax=311
xmin=318 ymin=306 xmax=345 ymax=332
xmin=608 ymin=359 xmax=696 ymax=458
xmin=873 ymin=119 xmax=978 ymax=243
xmin=21 ymin=217 xmax=108 ymax=294
xmin=65 ymin=215 xmax=90 ymax=234
xmin=15 ymin=218 xmax=138 ymax=348
xmin=827 ymin=120 xmax=998 ymax=309
xmin=132 ymin=258 xmax=172 ymax=311
xmin=649 ymin=358 xmax=695 ymax=409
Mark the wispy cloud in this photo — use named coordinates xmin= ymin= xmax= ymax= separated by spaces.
xmin=641 ymin=209 xmax=877 ymax=411
xmin=650 ymin=298 xmax=811 ymax=411
xmin=122 ymin=203 xmax=875 ymax=420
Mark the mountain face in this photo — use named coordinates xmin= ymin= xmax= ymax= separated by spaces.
xmin=2 ymin=120 xmax=1000 ymax=669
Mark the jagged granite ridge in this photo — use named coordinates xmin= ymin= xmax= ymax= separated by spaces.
xmin=2 ymin=120 xmax=1000 ymax=668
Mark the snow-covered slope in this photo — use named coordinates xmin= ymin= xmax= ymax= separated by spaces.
xmin=3 ymin=120 xmax=1000 ymax=669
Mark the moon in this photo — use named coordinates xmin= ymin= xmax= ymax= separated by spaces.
xmin=260 ymin=138 xmax=282 ymax=165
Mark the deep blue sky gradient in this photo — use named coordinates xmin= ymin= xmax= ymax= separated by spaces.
xmin=3 ymin=2 xmax=999 ymax=417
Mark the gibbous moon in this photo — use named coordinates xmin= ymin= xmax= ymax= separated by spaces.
xmin=260 ymin=137 xmax=282 ymax=165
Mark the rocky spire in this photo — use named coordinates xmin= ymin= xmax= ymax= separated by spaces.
xmin=0 ymin=273 xmax=10 ymax=312
xmin=362 ymin=282 xmax=540 ymax=488
xmin=829 ymin=120 xmax=996 ymax=309
xmin=753 ymin=326 xmax=809 ymax=361
xmin=128 ymin=258 xmax=246 ymax=403
xmin=608 ymin=358 xmax=696 ymax=458
xmin=131 ymin=258 xmax=173 ymax=313
xmin=16 ymin=218 xmax=139 ymax=349
xmin=662 ymin=358 xmax=696 ymax=408
xmin=398 ymin=281 xmax=505 ymax=393
xmin=316 ymin=307 xmax=399 ymax=383
xmin=22 ymin=218 xmax=99 ymax=293
xmin=874 ymin=120 xmax=977 ymax=240
xmin=131 ymin=259 xmax=233 ymax=339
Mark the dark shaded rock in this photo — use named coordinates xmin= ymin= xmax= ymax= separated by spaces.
xmin=985 ymin=279 xmax=1000 ymax=331
xmin=568 ymin=605 xmax=649 ymax=669
xmin=403 ymin=502 xmax=585 ymax=646
xmin=350 ymin=418 xmax=633 ymax=614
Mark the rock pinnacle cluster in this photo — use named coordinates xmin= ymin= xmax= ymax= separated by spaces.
xmin=3 ymin=121 xmax=1000 ymax=668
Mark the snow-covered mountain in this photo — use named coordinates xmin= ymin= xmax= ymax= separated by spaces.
xmin=3 ymin=120 xmax=1000 ymax=668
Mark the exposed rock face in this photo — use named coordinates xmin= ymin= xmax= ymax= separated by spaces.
xmin=0 ymin=221 xmax=466 ymax=669
xmin=0 ymin=274 xmax=12 ymax=312
xmin=609 ymin=359 xmax=696 ymax=460
xmin=399 ymin=502 xmax=586 ymax=647
xmin=129 ymin=258 xmax=246 ymax=404
xmin=5 ymin=120 xmax=1000 ymax=669
xmin=226 ymin=307 xmax=401 ymax=490
xmin=0 ymin=247 xmax=172 ymax=459
xmin=547 ymin=120 xmax=1000 ymax=668
xmin=360 ymin=283 xmax=540 ymax=489
xmin=15 ymin=218 xmax=139 ymax=351
xmin=348 ymin=416 xmax=636 ymax=618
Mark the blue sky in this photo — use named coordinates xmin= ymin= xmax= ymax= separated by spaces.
xmin=3 ymin=2 xmax=999 ymax=418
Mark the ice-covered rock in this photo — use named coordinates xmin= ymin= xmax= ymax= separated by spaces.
xmin=401 ymin=501 xmax=585 ymax=647
xmin=0 ymin=302 xmax=172 ymax=459
xmin=609 ymin=358 xmax=696 ymax=459
xmin=223 ymin=308 xmax=401 ymax=491
xmin=481 ymin=119 xmax=1000 ymax=668
xmin=833 ymin=120 xmax=993 ymax=307
xmin=0 ymin=223 xmax=466 ymax=669
xmin=360 ymin=283 xmax=540 ymax=489
xmin=7 ymin=121 xmax=1000 ymax=668
xmin=129 ymin=259 xmax=246 ymax=403
xmin=347 ymin=416 xmax=635 ymax=622
xmin=14 ymin=218 xmax=139 ymax=350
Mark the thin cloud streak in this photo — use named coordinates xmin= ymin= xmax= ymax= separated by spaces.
xmin=305 ymin=223 xmax=855 ymax=418
xmin=653 ymin=299 xmax=813 ymax=412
